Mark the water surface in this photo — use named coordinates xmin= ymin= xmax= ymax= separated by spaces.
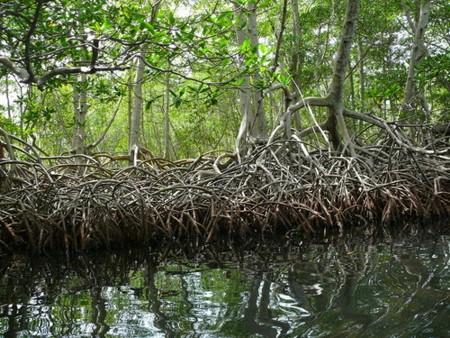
xmin=1 ymin=229 xmax=449 ymax=337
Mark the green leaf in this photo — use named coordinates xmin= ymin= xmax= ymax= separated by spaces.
xmin=239 ymin=39 xmax=251 ymax=53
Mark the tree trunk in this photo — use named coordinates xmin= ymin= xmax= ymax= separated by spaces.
xmin=19 ymin=85 xmax=26 ymax=139
xmin=325 ymin=0 xmax=359 ymax=153
xmin=247 ymin=1 xmax=266 ymax=141
xmin=128 ymin=1 xmax=160 ymax=164
xmin=403 ymin=0 xmax=431 ymax=118
xmin=127 ymin=70 xmax=133 ymax=147
xmin=282 ymin=0 xmax=359 ymax=156
xmin=357 ymin=37 xmax=365 ymax=112
xmin=5 ymin=75 xmax=12 ymax=120
xmin=234 ymin=1 xmax=266 ymax=156
xmin=349 ymin=59 xmax=355 ymax=111
xmin=290 ymin=0 xmax=302 ymax=97
xmin=234 ymin=2 xmax=252 ymax=156
xmin=290 ymin=0 xmax=303 ymax=130
xmin=72 ymin=73 xmax=88 ymax=154
xmin=129 ymin=48 xmax=145 ymax=164
xmin=163 ymin=71 xmax=171 ymax=160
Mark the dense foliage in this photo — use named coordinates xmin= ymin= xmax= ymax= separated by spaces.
xmin=0 ymin=0 xmax=448 ymax=158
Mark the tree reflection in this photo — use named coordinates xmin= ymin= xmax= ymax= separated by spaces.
xmin=144 ymin=262 xmax=175 ymax=337
xmin=90 ymin=287 xmax=109 ymax=337
xmin=0 ymin=232 xmax=448 ymax=337
xmin=2 ymin=303 xmax=28 ymax=338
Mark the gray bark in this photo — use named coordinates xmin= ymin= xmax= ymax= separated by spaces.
xmin=247 ymin=1 xmax=266 ymax=140
xmin=128 ymin=1 xmax=161 ymax=163
xmin=234 ymin=2 xmax=252 ymax=156
xmin=289 ymin=0 xmax=303 ymax=131
xmin=403 ymin=0 xmax=431 ymax=116
xmin=349 ymin=58 xmax=355 ymax=110
xmin=5 ymin=75 xmax=12 ymax=120
xmin=284 ymin=0 xmax=359 ymax=154
xmin=129 ymin=48 xmax=145 ymax=163
xmin=357 ymin=37 xmax=365 ymax=112
xmin=163 ymin=71 xmax=171 ymax=159
xmin=325 ymin=0 xmax=359 ymax=153
xmin=234 ymin=1 xmax=266 ymax=156
xmin=290 ymin=0 xmax=302 ymax=97
xmin=71 ymin=73 xmax=88 ymax=154
xmin=127 ymin=71 xmax=133 ymax=146
xmin=0 ymin=57 xmax=127 ymax=89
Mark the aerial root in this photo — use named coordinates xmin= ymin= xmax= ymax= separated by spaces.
xmin=0 ymin=135 xmax=448 ymax=253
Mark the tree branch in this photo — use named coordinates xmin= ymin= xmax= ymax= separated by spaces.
xmin=90 ymin=39 xmax=100 ymax=68
xmin=287 ymin=96 xmax=330 ymax=113
xmin=265 ymin=83 xmax=292 ymax=100
xmin=343 ymin=108 xmax=386 ymax=129
xmin=0 ymin=56 xmax=128 ymax=88
xmin=87 ymin=97 xmax=123 ymax=150
xmin=23 ymin=0 xmax=44 ymax=83
xmin=0 ymin=57 xmax=29 ymax=81
xmin=328 ymin=0 xmax=359 ymax=102
xmin=139 ymin=56 xmax=238 ymax=86
xmin=37 ymin=65 xmax=129 ymax=88
xmin=271 ymin=0 xmax=288 ymax=74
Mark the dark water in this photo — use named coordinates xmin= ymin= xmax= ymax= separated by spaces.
xmin=1 ymin=230 xmax=449 ymax=337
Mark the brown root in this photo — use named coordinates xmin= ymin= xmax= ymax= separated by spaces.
xmin=0 ymin=128 xmax=449 ymax=254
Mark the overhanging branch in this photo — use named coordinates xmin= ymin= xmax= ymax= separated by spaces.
xmin=0 ymin=56 xmax=129 ymax=87
xmin=37 ymin=65 xmax=129 ymax=87
xmin=0 ymin=57 xmax=30 ymax=82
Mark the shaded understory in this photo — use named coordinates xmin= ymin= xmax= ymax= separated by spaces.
xmin=0 ymin=133 xmax=449 ymax=254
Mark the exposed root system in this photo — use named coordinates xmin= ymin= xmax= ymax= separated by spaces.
xmin=0 ymin=132 xmax=449 ymax=254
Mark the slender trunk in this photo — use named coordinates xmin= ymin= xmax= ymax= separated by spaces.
xmin=326 ymin=0 xmax=359 ymax=154
xmin=357 ymin=37 xmax=365 ymax=112
xmin=128 ymin=1 xmax=160 ymax=163
xmin=349 ymin=58 xmax=355 ymax=111
xmin=90 ymin=288 xmax=109 ymax=336
xmin=420 ymin=92 xmax=431 ymax=123
xmin=127 ymin=70 xmax=133 ymax=146
xmin=403 ymin=0 xmax=431 ymax=119
xmin=163 ymin=71 xmax=171 ymax=159
xmin=248 ymin=1 xmax=265 ymax=140
xmin=72 ymin=73 xmax=88 ymax=154
xmin=290 ymin=0 xmax=302 ymax=97
xmin=5 ymin=75 xmax=11 ymax=120
xmin=141 ymin=86 xmax=147 ymax=147
xmin=381 ymin=28 xmax=388 ymax=118
xmin=19 ymin=85 xmax=25 ymax=138
xmin=129 ymin=49 xmax=145 ymax=163
xmin=290 ymin=0 xmax=302 ymax=130
xmin=234 ymin=1 xmax=266 ymax=156
xmin=234 ymin=2 xmax=252 ymax=156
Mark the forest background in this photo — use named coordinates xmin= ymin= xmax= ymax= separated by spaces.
xmin=0 ymin=0 xmax=448 ymax=160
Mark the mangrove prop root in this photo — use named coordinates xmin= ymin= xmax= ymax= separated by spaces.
xmin=0 ymin=134 xmax=449 ymax=254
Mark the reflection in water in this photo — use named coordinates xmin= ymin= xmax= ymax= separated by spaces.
xmin=0 ymin=231 xmax=449 ymax=337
